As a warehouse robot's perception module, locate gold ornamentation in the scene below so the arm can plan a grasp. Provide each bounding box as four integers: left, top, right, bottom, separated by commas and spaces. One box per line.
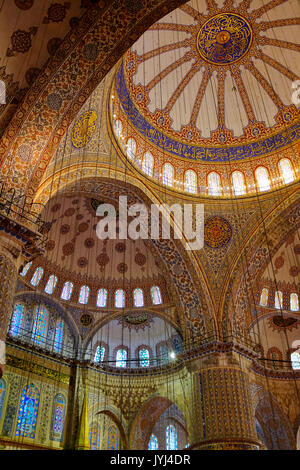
71, 110, 97, 148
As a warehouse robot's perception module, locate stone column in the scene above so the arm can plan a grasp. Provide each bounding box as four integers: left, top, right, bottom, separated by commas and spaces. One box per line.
188, 352, 261, 450
0, 234, 24, 378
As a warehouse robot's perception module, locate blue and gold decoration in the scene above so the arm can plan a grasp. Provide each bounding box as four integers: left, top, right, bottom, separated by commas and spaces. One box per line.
72, 110, 97, 149
197, 13, 252, 65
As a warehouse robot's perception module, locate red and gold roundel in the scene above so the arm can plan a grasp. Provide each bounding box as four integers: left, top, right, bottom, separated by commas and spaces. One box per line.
204, 216, 232, 248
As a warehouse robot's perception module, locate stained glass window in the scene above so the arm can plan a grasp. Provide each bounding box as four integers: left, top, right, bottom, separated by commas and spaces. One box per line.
32, 305, 48, 345
148, 434, 158, 450
115, 289, 125, 308
279, 158, 295, 184
89, 422, 101, 450
10, 303, 25, 337
166, 424, 177, 450
97, 288, 107, 307
151, 286, 162, 305
54, 320, 64, 353
142, 151, 154, 177
184, 170, 197, 194
61, 281, 73, 301
291, 351, 300, 370
45, 275, 58, 295
163, 163, 174, 187
15, 384, 40, 439
255, 167, 271, 192
20, 261, 32, 277
0, 378, 6, 420
94, 345, 105, 363
114, 119, 122, 137
30, 267, 44, 287
107, 425, 119, 450
126, 138, 136, 160
50, 394, 66, 441
139, 348, 150, 367
116, 349, 127, 368
232, 171, 246, 196
79, 286, 90, 305
274, 290, 283, 309
290, 293, 299, 311
133, 288, 144, 308
159, 343, 168, 364
260, 288, 269, 307
208, 172, 221, 196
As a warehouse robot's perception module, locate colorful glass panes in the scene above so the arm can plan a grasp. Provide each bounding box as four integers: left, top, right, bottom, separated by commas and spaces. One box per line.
54, 320, 64, 353
15, 384, 40, 439
115, 289, 125, 308
94, 345, 105, 363
163, 163, 174, 187
89, 422, 101, 450
184, 170, 197, 194
79, 286, 90, 305
279, 158, 295, 184
148, 434, 158, 450
133, 288, 144, 308
30, 267, 44, 287
260, 288, 269, 307
61, 281, 73, 301
32, 305, 48, 345
126, 138, 136, 160
208, 172, 221, 196
10, 303, 24, 337
20, 261, 32, 277
51, 394, 66, 441
166, 424, 177, 450
255, 167, 271, 192
275, 290, 283, 309
151, 286, 162, 305
291, 351, 300, 370
45, 275, 58, 295
139, 348, 150, 367
231, 171, 246, 196
290, 293, 299, 311
116, 349, 127, 368
107, 425, 119, 450
97, 288, 107, 307
0, 378, 6, 420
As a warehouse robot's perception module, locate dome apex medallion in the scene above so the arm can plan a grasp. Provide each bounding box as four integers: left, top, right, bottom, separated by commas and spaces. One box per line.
197, 13, 252, 65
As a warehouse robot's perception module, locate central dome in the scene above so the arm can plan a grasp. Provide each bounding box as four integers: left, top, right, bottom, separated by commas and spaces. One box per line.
196, 13, 252, 65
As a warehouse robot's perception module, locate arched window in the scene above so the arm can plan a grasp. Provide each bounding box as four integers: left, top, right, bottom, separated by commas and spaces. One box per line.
151, 286, 162, 305
61, 281, 73, 301
97, 288, 107, 308
45, 275, 58, 295
255, 167, 271, 192
116, 349, 127, 368
89, 422, 101, 450
259, 288, 269, 307
50, 394, 66, 442
79, 286, 90, 305
114, 119, 122, 137
15, 384, 40, 439
159, 343, 168, 364
184, 170, 197, 194
32, 305, 48, 345
291, 350, 300, 370
290, 293, 299, 311
148, 434, 159, 450
274, 290, 283, 309
208, 172, 221, 196
0, 378, 6, 421
139, 348, 150, 367
20, 261, 32, 277
133, 288, 144, 308
107, 425, 119, 450
115, 289, 125, 308
166, 424, 178, 450
30, 267, 44, 287
126, 138, 136, 160
231, 171, 246, 196
142, 151, 154, 177
53, 319, 64, 353
279, 158, 295, 184
94, 345, 105, 363
163, 163, 174, 187
10, 303, 25, 337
